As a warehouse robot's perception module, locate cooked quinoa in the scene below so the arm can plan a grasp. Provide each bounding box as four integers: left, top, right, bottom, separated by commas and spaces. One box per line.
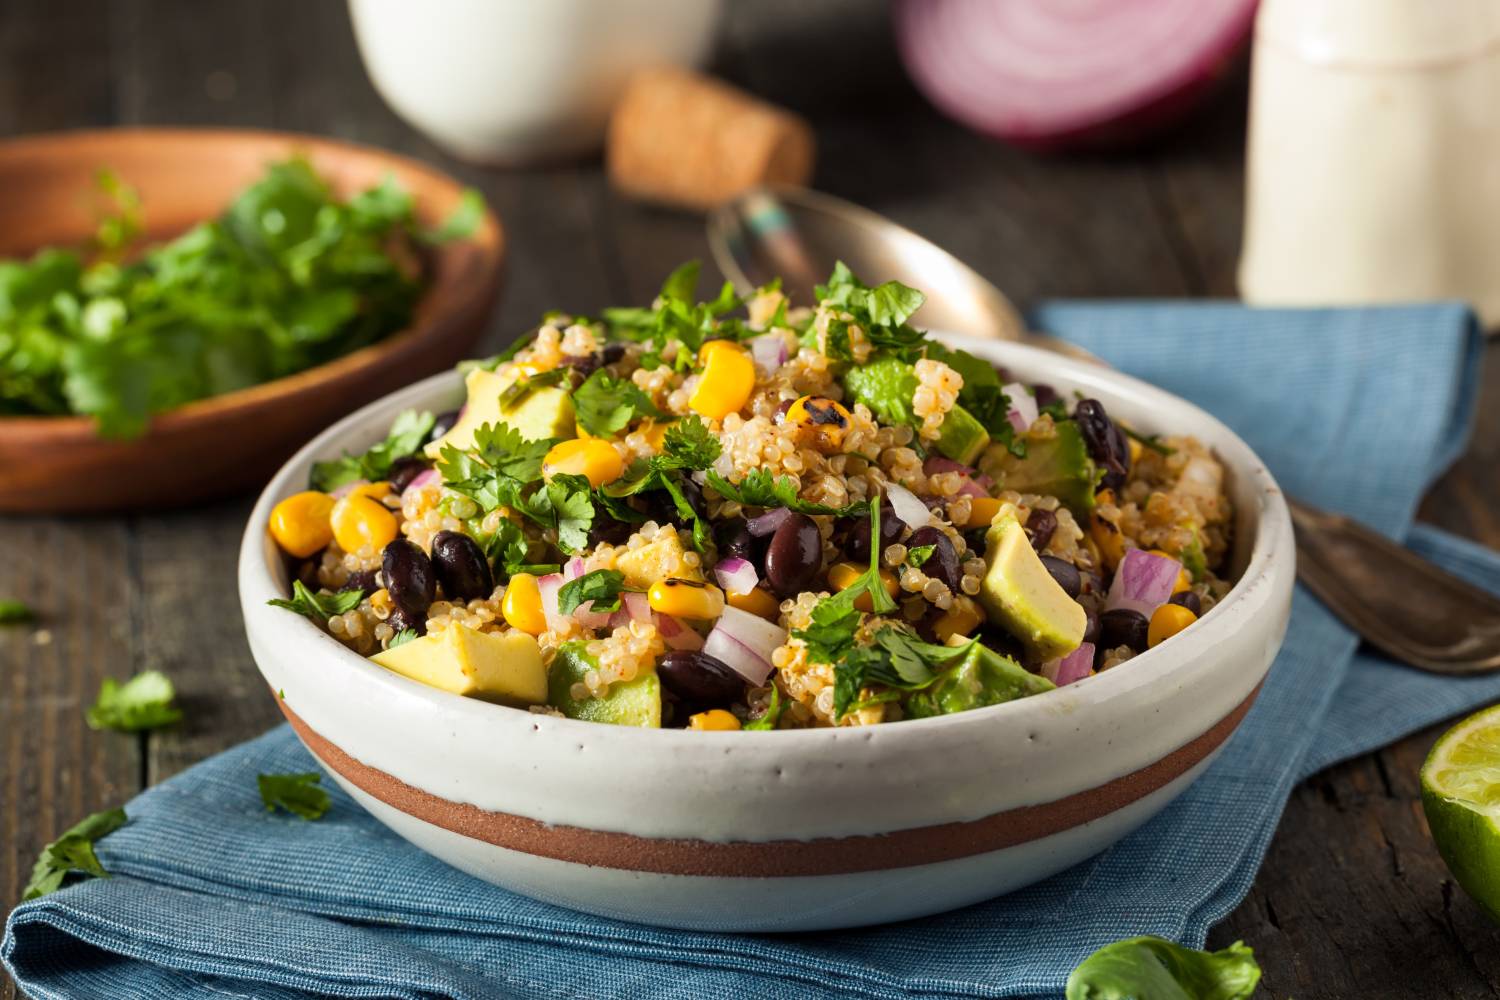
267, 263, 1235, 731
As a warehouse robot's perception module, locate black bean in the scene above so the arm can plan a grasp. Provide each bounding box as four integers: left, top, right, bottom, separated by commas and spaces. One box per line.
1082, 608, 1101, 646
1033, 383, 1059, 410
1025, 509, 1057, 552
589, 514, 636, 546
1099, 608, 1149, 652
843, 501, 902, 564
387, 455, 431, 493
429, 409, 461, 442
906, 526, 961, 592
657, 650, 746, 706
1169, 590, 1202, 616
717, 520, 759, 564
677, 475, 708, 521
430, 530, 495, 601
1074, 399, 1131, 492
1040, 555, 1081, 598
386, 604, 425, 637
601, 342, 627, 365
765, 512, 823, 597
977, 626, 1027, 663
562, 352, 601, 378
962, 527, 990, 555
382, 539, 437, 618
340, 569, 377, 595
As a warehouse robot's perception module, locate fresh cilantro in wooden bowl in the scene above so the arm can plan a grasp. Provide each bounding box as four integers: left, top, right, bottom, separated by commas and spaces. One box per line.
0, 128, 503, 513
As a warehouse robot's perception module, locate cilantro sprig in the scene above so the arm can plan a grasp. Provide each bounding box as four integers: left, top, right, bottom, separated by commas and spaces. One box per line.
572, 369, 665, 437
267, 580, 365, 622
258, 772, 331, 821
310, 409, 435, 491
602, 261, 743, 359
22, 808, 128, 900
86, 670, 183, 732
703, 468, 868, 518
814, 262, 928, 362
557, 569, 639, 616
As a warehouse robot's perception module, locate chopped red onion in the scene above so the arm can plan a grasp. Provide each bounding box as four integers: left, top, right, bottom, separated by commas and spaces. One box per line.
401, 469, 440, 499
621, 591, 652, 624
564, 557, 586, 581
747, 507, 793, 537
537, 573, 565, 632
702, 605, 786, 685
1104, 549, 1183, 617
886, 482, 932, 531
714, 557, 760, 596
1043, 642, 1095, 686
703, 629, 773, 686
1003, 382, 1039, 433
748, 333, 789, 373
656, 613, 704, 651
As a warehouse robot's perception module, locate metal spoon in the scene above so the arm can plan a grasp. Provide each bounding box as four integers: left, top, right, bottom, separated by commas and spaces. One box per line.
708, 186, 1500, 675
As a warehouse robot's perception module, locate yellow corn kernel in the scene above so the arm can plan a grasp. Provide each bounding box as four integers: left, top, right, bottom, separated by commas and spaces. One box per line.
647, 578, 725, 620
501, 573, 547, 635
689, 343, 755, 420
785, 395, 852, 452
965, 496, 1004, 529
1089, 489, 1124, 572
1128, 437, 1143, 464
543, 438, 625, 488
1148, 549, 1194, 593
347, 481, 393, 502
269, 491, 336, 558
827, 562, 900, 612
727, 586, 781, 621
330, 494, 398, 555
638, 420, 670, 451
688, 709, 742, 731
932, 599, 985, 643
1148, 602, 1198, 648
515, 358, 557, 377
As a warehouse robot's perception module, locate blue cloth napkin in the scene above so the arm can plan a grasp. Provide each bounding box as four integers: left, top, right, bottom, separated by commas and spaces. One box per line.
5, 303, 1495, 1000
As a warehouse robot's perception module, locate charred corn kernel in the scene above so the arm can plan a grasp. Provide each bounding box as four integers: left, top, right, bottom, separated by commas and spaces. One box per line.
727, 586, 781, 621
1148, 602, 1198, 648
827, 562, 900, 612
648, 578, 725, 619
689, 343, 755, 419
1089, 489, 1125, 571
330, 494, 398, 555
688, 709, 742, 731
932, 600, 985, 643
785, 395, 852, 452
269, 491, 336, 558
543, 438, 625, 488
965, 496, 1004, 529
347, 481, 393, 501
1148, 549, 1194, 593
501, 573, 547, 635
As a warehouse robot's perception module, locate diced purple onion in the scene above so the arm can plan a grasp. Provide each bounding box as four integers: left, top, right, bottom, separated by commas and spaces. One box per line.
656, 613, 704, 651
703, 629, 774, 686
1003, 382, 1038, 434
923, 455, 990, 499
747, 507, 793, 537
1104, 549, 1183, 617
537, 573, 565, 632
622, 591, 652, 624
1043, 642, 1095, 685
748, 333, 789, 373
564, 557, 586, 581
702, 605, 786, 684
886, 482, 932, 531
401, 469, 440, 499
714, 557, 760, 596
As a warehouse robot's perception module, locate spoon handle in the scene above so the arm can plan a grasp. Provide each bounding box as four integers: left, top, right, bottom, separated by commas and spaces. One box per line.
1289, 498, 1500, 674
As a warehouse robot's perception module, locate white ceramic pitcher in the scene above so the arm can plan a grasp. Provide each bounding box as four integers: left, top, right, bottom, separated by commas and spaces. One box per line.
1240, 0, 1500, 325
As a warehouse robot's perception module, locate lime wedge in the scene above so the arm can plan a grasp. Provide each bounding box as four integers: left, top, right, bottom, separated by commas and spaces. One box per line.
1421, 703, 1500, 923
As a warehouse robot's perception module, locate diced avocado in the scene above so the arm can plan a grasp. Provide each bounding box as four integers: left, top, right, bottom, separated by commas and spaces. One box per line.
614, 530, 703, 588
371, 624, 548, 705
548, 641, 661, 727
426, 367, 575, 456
987, 419, 1100, 517
842, 357, 990, 465
903, 641, 1055, 719
979, 513, 1087, 662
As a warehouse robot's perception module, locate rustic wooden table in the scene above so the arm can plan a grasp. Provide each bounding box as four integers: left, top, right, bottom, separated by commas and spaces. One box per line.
4, 2, 1499, 997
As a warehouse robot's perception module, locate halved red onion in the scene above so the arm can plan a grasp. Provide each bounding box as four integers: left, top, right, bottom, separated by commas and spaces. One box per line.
747, 507, 793, 537
886, 481, 932, 531
537, 573, 565, 632
656, 613, 704, 651
1104, 549, 1183, 617
714, 557, 760, 596
1003, 382, 1038, 434
401, 468, 440, 498
748, 333, 789, 373
1043, 642, 1095, 686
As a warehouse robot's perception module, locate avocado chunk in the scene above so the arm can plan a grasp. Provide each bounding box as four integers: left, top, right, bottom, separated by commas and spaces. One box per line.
371, 624, 548, 705
986, 419, 1100, 517
903, 641, 1055, 719
843, 357, 990, 465
979, 513, 1087, 662
426, 367, 576, 457
548, 641, 661, 727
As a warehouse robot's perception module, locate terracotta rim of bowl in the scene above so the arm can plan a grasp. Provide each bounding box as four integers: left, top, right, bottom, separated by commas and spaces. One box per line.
280, 682, 1259, 877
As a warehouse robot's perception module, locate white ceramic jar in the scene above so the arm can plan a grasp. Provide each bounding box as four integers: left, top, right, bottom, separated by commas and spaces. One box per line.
348, 0, 723, 165
1240, 0, 1500, 325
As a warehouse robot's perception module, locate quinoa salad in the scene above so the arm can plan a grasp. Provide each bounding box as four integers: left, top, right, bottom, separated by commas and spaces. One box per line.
265, 263, 1233, 731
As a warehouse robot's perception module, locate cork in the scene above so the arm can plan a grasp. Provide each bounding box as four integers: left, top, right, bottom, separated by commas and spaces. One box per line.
607, 67, 816, 210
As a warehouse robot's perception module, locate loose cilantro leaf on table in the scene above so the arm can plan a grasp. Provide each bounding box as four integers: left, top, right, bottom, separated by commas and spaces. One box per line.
310, 408, 436, 491
258, 772, 332, 821
0, 599, 34, 624
573, 369, 665, 437
557, 569, 637, 616
267, 580, 365, 622
703, 468, 868, 518
22, 807, 128, 900
86, 670, 183, 732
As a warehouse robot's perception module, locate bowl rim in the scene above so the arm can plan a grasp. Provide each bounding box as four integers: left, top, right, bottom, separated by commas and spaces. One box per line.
0, 126, 504, 443
239, 334, 1291, 745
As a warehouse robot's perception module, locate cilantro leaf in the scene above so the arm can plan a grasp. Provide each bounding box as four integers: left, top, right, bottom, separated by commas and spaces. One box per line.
267, 580, 365, 622
743, 685, 782, 731
601, 260, 741, 355
258, 772, 331, 821
388, 628, 419, 649
656, 414, 721, 471
86, 671, 183, 732
310, 408, 436, 491
557, 569, 633, 616
437, 421, 554, 513
906, 544, 936, 567
815, 262, 928, 360
419, 188, 486, 244
22, 807, 128, 900
573, 369, 665, 436
0, 599, 33, 624
704, 469, 867, 517
512, 473, 596, 554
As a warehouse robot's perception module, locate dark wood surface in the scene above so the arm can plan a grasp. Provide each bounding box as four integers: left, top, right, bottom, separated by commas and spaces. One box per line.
2, 2, 1497, 997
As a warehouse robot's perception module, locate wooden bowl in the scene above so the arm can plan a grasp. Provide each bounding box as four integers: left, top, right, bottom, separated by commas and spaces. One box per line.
0, 128, 504, 514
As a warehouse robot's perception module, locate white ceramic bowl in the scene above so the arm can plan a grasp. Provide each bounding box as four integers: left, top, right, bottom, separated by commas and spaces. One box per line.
238, 336, 1293, 931
348, 0, 723, 165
